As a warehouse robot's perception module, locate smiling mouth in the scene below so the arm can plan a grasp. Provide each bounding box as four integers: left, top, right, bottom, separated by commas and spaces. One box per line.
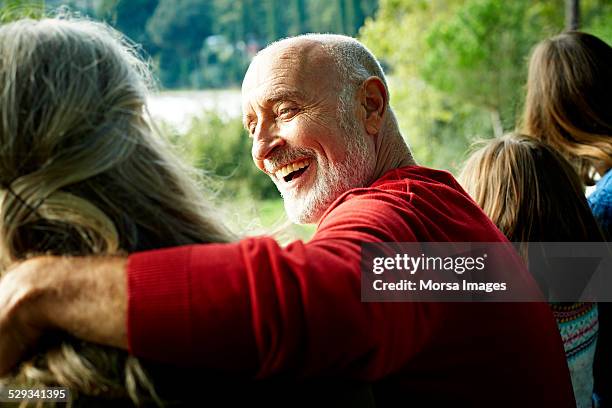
274, 160, 311, 183
284, 165, 309, 182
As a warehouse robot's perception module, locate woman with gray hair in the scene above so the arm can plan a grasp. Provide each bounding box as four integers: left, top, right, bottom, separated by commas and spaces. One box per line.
0, 16, 234, 405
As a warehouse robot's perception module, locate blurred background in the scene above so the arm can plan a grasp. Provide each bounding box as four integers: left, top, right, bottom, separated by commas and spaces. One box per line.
1, 0, 611, 239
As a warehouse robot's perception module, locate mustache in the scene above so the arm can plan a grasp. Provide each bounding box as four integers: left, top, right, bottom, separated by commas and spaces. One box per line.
264, 147, 315, 172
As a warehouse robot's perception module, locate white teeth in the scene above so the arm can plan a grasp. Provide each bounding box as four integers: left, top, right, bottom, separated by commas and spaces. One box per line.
275, 160, 310, 180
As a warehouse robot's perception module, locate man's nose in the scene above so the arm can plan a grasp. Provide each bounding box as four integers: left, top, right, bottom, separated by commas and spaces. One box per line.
252, 122, 285, 161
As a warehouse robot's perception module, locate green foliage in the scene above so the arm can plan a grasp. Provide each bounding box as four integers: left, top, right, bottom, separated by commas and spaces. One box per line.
146, 0, 212, 54
145, 0, 214, 88
98, 0, 378, 89
98, 0, 159, 48
161, 111, 315, 239
422, 0, 562, 130
361, 0, 611, 173
581, 0, 612, 43
160, 111, 318, 238
168, 112, 278, 201
0, 0, 44, 22
42, 0, 373, 89
361, 0, 480, 172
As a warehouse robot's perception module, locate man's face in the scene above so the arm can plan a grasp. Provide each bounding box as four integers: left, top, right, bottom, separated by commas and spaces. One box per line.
241, 43, 376, 224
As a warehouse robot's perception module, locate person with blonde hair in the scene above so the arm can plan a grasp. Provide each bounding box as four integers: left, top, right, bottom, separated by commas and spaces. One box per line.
459, 133, 605, 408
0, 16, 234, 405
521, 31, 612, 406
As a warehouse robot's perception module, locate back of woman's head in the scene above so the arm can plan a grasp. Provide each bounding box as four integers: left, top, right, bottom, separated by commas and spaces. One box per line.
0, 17, 232, 404
0, 17, 231, 265
459, 133, 603, 246
521, 31, 612, 185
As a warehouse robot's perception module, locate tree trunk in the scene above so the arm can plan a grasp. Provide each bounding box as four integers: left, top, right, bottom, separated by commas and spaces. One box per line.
344, 0, 356, 36
565, 0, 580, 30
353, 0, 365, 31
338, 0, 347, 33
266, 0, 279, 43
295, 0, 308, 34
490, 109, 503, 138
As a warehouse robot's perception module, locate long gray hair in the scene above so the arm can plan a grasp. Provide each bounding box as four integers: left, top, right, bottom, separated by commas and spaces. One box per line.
0, 17, 233, 405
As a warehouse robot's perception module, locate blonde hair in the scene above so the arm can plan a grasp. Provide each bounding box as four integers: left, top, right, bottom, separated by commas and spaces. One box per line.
459, 134, 604, 258
0, 17, 233, 405
520, 31, 612, 185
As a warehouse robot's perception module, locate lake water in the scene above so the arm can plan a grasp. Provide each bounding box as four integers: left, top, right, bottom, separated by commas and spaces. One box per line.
146, 89, 242, 132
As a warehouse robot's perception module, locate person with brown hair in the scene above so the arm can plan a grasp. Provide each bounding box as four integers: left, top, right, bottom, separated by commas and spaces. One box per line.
459, 133, 605, 408
522, 31, 612, 406
521, 31, 612, 234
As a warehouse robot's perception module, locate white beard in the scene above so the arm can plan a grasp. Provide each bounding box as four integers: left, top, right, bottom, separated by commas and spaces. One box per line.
276, 118, 376, 224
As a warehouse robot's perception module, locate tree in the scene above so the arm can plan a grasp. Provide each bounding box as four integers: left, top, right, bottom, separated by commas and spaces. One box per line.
361, 0, 562, 171
146, 0, 214, 87
1, 0, 44, 22
423, 0, 562, 135
581, 0, 612, 42
70, 0, 382, 89
361, 0, 479, 171
293, 0, 308, 34
566, 0, 580, 30
264, 0, 282, 43
99, 0, 159, 48
361, 0, 610, 173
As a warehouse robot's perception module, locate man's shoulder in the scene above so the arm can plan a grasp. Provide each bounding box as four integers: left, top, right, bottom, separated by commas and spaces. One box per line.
372, 165, 459, 187
335, 165, 471, 209
317, 165, 504, 243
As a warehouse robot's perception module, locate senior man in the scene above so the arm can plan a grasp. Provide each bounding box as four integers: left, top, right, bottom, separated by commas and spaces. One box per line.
1, 35, 573, 406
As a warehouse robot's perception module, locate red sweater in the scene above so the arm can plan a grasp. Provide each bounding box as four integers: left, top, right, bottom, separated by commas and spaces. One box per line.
127, 166, 575, 406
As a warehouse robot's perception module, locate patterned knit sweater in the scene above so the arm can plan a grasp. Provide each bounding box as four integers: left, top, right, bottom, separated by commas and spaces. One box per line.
551, 302, 599, 408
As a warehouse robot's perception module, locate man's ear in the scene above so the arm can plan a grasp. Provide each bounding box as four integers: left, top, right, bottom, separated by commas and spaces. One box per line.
358, 76, 388, 136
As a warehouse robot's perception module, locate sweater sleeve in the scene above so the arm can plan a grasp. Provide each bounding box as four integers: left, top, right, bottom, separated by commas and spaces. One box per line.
127, 191, 439, 380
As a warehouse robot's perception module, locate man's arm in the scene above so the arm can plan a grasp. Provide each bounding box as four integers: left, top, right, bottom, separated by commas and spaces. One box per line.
0, 191, 427, 378
0, 256, 127, 375
124, 193, 429, 378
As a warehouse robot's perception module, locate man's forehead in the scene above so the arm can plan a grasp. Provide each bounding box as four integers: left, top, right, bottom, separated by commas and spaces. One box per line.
242, 40, 334, 96
254, 38, 325, 70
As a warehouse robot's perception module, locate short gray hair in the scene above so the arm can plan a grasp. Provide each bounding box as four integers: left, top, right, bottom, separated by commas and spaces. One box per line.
301, 34, 387, 88
308, 34, 389, 124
